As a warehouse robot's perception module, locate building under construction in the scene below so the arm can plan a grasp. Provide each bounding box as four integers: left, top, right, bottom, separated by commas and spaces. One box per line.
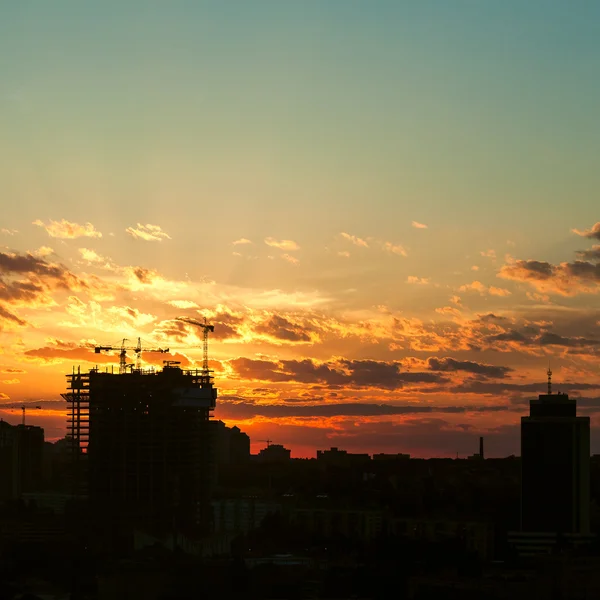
63, 325, 218, 546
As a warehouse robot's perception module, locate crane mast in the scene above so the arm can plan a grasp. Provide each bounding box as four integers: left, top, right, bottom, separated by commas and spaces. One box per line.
175, 316, 214, 378
94, 337, 169, 373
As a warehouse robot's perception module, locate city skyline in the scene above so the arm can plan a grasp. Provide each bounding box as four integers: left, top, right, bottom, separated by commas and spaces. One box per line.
1, 1, 600, 457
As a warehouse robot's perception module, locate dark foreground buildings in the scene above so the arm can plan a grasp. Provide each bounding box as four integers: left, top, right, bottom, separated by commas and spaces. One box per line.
0, 420, 44, 501
63, 363, 218, 546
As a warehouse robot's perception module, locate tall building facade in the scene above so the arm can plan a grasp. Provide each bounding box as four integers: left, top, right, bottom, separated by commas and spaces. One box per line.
521, 372, 590, 534
64, 364, 218, 541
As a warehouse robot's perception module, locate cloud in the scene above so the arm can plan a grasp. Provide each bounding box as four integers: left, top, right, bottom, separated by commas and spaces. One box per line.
337, 251, 350, 258
427, 356, 512, 379
340, 232, 369, 248
232, 238, 253, 245
34, 246, 54, 258
407, 276, 429, 285
480, 249, 496, 259
498, 259, 600, 296
281, 254, 299, 265
125, 223, 171, 242
451, 380, 600, 396
1, 229, 18, 236
24, 339, 188, 367
229, 356, 448, 389
253, 315, 314, 343
459, 281, 511, 297
412, 221, 428, 229
216, 400, 509, 420
264, 237, 300, 251
576, 245, 600, 262
167, 300, 200, 309
33, 219, 102, 239
383, 242, 407, 257
0, 304, 27, 327
78, 248, 105, 263
572, 222, 600, 241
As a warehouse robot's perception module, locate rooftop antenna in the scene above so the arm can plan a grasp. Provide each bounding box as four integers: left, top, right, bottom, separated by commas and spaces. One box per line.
547, 365, 552, 395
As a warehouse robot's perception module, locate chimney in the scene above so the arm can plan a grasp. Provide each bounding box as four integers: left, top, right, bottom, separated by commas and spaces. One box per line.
479, 436, 484, 460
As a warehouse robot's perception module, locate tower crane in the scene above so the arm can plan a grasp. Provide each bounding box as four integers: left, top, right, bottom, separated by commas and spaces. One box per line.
175, 317, 214, 377
94, 337, 169, 374
4, 404, 41, 426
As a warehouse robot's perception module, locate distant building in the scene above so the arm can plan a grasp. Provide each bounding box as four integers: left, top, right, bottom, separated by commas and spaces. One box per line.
372, 452, 411, 461
521, 373, 590, 534
0, 420, 45, 500
316, 447, 370, 466
291, 507, 384, 542
210, 421, 250, 466
212, 497, 281, 534
258, 444, 291, 463
511, 371, 592, 556
467, 437, 485, 460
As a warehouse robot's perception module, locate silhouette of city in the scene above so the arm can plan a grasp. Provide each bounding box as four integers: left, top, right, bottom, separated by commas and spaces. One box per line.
2, 345, 600, 599
2, 4, 600, 599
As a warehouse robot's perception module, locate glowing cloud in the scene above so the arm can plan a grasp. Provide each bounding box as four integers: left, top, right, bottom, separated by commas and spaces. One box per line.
167, 300, 200, 309
281, 254, 300, 265
33, 246, 54, 258
340, 232, 369, 248
33, 219, 102, 239
572, 222, 600, 240
412, 221, 428, 229
407, 276, 430, 285
264, 237, 300, 251
125, 223, 171, 242
383, 242, 407, 257
459, 281, 511, 297
232, 238, 253, 245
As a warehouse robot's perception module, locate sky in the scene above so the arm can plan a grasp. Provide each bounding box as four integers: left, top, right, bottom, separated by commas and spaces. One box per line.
1, 1, 599, 458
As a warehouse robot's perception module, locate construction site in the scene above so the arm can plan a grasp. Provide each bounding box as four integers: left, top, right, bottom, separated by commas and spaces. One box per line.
62, 318, 218, 548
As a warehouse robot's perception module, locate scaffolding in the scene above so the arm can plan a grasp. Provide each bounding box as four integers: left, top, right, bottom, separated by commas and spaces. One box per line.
61, 366, 90, 498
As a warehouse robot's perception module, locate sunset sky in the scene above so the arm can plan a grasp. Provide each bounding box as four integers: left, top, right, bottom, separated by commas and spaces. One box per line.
1, 1, 599, 457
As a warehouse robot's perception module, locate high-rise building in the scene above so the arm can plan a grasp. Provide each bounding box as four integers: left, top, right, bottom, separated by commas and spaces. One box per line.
63, 364, 217, 541
520, 370, 590, 534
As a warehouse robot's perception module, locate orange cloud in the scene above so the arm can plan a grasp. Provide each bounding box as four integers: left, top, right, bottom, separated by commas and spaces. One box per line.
498, 259, 600, 296
407, 276, 429, 285
412, 221, 428, 229
459, 281, 511, 297
232, 238, 253, 245
264, 237, 300, 251
281, 254, 299, 265
33, 219, 102, 239
340, 232, 369, 247
383, 242, 407, 257
125, 223, 171, 242
572, 222, 600, 240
